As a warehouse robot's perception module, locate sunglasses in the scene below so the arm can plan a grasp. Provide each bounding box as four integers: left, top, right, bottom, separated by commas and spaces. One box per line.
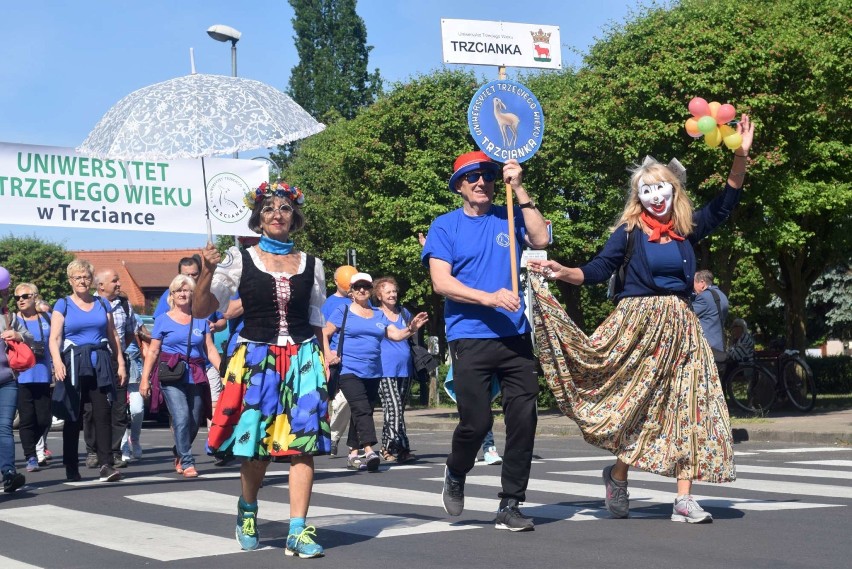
352, 283, 372, 291
260, 204, 294, 217
464, 170, 497, 184
14, 293, 34, 301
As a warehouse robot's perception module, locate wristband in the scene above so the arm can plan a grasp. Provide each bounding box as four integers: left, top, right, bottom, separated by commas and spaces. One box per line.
518, 202, 536, 210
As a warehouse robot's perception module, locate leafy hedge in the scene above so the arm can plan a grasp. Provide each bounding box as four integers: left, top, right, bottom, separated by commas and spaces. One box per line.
808, 355, 852, 394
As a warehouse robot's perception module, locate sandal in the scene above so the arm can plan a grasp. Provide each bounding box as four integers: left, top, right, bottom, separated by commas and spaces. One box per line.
381, 449, 396, 462
397, 450, 417, 464
347, 455, 366, 471
365, 451, 381, 472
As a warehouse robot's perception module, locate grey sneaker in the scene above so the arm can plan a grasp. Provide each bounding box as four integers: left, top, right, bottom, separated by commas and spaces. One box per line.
112, 454, 128, 468
329, 440, 339, 457
671, 495, 713, 523
85, 453, 99, 469
494, 499, 534, 532
98, 465, 121, 483
442, 465, 465, 516
602, 464, 629, 518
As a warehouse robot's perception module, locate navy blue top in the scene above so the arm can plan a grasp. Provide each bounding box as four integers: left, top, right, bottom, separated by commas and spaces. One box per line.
580, 184, 741, 299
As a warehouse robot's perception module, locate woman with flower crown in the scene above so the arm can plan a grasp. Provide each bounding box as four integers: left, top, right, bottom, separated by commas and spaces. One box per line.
529, 115, 754, 525
194, 180, 329, 559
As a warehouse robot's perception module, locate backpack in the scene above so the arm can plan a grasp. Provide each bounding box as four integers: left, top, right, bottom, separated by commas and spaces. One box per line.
606, 228, 637, 300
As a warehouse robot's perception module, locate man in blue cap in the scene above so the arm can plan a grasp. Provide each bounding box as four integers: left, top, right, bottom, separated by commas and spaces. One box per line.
422, 151, 548, 531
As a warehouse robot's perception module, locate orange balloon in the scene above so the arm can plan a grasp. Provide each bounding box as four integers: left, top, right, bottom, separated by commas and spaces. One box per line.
685, 117, 702, 138
334, 265, 358, 291
708, 101, 721, 119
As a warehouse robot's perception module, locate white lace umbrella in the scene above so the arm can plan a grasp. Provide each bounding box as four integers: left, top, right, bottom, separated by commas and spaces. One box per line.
77, 73, 325, 238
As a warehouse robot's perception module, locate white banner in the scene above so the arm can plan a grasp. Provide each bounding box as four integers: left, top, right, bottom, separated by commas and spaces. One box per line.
441, 19, 561, 70
0, 142, 268, 237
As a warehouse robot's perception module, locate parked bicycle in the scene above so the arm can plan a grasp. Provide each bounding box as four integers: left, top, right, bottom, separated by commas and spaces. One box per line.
722, 349, 816, 414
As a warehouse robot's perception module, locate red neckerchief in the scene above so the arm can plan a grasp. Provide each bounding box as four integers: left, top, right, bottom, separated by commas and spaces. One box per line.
640, 211, 685, 242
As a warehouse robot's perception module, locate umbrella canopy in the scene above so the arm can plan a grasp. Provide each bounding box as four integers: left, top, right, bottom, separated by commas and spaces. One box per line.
78, 73, 325, 161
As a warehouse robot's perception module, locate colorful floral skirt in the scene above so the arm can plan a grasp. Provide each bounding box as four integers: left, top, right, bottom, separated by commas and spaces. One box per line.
207, 340, 331, 461
531, 276, 735, 483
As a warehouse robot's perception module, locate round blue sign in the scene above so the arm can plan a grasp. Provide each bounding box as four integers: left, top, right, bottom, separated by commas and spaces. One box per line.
467, 80, 544, 163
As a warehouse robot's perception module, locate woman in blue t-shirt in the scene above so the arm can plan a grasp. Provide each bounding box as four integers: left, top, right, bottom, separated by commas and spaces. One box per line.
49, 259, 126, 483
322, 272, 427, 472
372, 276, 417, 464
13, 283, 53, 474
140, 274, 220, 478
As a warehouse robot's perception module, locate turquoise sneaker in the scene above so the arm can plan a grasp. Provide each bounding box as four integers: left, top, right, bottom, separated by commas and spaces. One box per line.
235, 498, 259, 551
285, 526, 324, 559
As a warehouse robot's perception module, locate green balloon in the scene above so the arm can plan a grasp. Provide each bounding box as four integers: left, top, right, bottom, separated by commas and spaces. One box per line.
697, 116, 717, 134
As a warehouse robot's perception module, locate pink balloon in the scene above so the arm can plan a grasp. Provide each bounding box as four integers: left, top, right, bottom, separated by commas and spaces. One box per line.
688, 97, 710, 118
716, 103, 737, 124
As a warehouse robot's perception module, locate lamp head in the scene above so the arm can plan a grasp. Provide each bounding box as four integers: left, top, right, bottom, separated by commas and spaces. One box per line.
207, 24, 241, 44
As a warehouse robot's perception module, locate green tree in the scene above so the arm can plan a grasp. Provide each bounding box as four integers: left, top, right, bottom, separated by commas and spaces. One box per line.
0, 235, 74, 306
286, 0, 382, 121
808, 264, 852, 342
524, 0, 851, 351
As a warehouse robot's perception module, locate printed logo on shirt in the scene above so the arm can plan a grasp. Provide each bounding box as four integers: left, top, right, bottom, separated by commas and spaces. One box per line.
193, 327, 204, 337
496, 232, 510, 247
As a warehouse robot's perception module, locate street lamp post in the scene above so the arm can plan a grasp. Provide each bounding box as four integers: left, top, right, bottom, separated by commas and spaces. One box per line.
207, 24, 242, 159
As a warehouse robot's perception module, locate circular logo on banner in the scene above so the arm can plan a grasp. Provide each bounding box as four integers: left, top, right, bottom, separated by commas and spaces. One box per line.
207, 172, 251, 224
467, 80, 544, 163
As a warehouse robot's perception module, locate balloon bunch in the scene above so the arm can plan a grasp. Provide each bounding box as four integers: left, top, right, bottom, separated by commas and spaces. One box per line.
684, 97, 742, 151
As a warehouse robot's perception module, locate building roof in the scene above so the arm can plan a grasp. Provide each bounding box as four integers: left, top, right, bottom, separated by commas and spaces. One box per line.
72, 249, 200, 309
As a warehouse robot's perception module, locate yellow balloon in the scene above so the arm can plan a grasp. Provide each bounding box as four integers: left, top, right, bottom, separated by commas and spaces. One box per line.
723, 132, 743, 150
719, 124, 736, 138
704, 126, 722, 147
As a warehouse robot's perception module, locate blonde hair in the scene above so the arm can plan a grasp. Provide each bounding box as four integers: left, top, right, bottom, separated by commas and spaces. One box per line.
611, 162, 695, 236
14, 282, 39, 298
66, 259, 94, 279
166, 274, 195, 309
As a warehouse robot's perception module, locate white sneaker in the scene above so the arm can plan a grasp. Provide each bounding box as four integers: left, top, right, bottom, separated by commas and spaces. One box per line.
483, 446, 503, 466
671, 495, 713, 524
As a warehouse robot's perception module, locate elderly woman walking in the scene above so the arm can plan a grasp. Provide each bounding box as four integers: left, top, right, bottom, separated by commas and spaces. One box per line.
140, 274, 220, 478
49, 260, 126, 483
195, 181, 330, 558
530, 116, 754, 524
0, 270, 33, 493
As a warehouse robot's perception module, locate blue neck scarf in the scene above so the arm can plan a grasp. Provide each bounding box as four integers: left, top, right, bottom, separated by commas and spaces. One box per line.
259, 235, 295, 255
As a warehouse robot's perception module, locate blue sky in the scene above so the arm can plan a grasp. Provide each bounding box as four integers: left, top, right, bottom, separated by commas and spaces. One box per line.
1, 0, 644, 251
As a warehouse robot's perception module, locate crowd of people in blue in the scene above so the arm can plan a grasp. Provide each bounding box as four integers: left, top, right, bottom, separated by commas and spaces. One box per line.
0, 114, 754, 558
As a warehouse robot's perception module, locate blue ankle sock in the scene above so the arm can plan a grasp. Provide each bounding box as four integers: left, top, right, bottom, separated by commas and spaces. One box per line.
289, 517, 306, 536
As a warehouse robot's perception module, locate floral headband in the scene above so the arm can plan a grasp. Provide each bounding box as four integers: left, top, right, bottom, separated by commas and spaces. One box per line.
243, 180, 305, 209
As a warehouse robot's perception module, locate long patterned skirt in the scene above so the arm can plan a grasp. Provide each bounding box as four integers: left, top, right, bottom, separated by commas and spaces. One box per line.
207, 339, 331, 461
531, 276, 735, 483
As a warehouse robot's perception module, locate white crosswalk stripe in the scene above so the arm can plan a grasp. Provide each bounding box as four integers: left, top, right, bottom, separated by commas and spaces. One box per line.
1, 446, 848, 565
1, 504, 238, 561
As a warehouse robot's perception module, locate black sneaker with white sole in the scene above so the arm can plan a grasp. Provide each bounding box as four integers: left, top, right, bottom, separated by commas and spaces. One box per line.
441, 465, 465, 516
494, 499, 535, 532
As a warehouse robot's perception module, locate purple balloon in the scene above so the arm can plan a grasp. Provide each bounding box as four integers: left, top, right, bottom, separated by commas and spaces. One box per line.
0, 267, 9, 291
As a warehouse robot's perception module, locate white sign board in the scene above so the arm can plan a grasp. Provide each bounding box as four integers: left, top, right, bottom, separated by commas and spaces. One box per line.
521, 249, 548, 267
0, 142, 267, 237
441, 19, 561, 70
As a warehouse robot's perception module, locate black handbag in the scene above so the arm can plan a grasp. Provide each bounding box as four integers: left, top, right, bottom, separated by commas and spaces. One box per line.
157, 316, 193, 384
29, 314, 50, 358
404, 311, 438, 376
327, 306, 348, 400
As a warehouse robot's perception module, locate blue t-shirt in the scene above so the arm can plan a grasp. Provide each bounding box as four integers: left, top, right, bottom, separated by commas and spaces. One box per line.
55, 297, 112, 346
322, 294, 351, 351
152, 314, 209, 359
15, 315, 51, 384
329, 305, 387, 379
152, 289, 171, 318
645, 240, 688, 291
422, 205, 530, 342
380, 309, 414, 378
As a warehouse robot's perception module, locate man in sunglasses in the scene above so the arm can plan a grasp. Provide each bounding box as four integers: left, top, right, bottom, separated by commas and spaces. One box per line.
422, 150, 548, 532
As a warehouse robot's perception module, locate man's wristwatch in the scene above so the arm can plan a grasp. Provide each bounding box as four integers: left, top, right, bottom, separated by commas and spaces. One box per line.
518, 201, 536, 209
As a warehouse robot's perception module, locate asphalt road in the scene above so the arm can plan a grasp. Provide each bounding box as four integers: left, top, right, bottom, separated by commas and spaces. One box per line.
1, 426, 850, 569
